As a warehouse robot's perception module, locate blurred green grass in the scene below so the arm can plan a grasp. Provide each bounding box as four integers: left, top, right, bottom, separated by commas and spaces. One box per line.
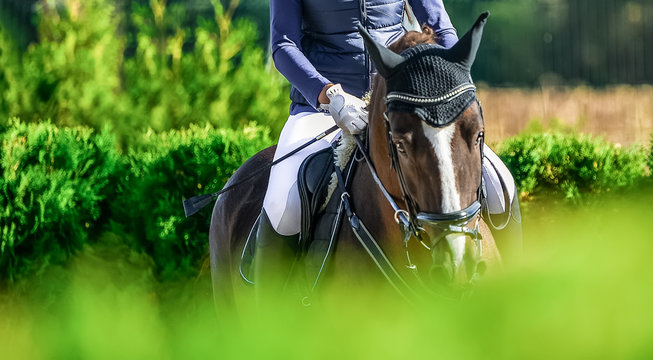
2, 187, 653, 359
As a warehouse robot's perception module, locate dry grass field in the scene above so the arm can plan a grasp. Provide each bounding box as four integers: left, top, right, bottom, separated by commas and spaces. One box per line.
478, 85, 653, 147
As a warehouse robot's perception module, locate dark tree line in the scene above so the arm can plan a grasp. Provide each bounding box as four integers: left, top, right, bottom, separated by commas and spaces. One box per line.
0, 0, 38, 49
1, 0, 651, 87
447, 0, 653, 86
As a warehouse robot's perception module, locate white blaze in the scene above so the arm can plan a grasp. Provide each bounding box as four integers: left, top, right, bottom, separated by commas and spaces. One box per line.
422, 123, 466, 267
421, 123, 461, 213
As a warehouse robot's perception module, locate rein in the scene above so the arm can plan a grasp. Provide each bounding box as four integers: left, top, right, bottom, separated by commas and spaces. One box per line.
336, 97, 486, 298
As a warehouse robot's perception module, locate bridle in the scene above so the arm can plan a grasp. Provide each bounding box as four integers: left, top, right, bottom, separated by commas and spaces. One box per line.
339, 11, 494, 296
384, 87, 486, 265
342, 85, 486, 296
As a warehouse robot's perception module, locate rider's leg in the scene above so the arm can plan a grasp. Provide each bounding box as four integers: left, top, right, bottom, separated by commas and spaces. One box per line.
253, 209, 301, 302
263, 112, 341, 235
255, 112, 340, 300
482, 145, 523, 263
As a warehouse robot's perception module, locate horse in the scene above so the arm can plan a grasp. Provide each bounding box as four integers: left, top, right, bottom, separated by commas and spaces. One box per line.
209, 12, 501, 311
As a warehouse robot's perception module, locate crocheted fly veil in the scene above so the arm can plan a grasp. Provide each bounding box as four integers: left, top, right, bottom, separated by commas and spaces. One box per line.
359, 12, 489, 127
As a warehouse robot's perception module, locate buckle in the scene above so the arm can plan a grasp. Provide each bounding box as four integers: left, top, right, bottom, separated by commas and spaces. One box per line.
394, 209, 409, 225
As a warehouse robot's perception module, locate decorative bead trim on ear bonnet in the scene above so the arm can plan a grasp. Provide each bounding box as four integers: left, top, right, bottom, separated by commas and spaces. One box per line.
359, 12, 489, 128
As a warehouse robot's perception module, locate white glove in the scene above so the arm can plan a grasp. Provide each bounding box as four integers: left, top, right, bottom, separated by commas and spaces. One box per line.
325, 84, 368, 135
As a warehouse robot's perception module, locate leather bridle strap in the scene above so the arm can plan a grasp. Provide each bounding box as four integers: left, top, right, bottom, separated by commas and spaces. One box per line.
333, 100, 487, 298
352, 135, 413, 229
333, 163, 418, 301
383, 114, 422, 237
334, 130, 483, 300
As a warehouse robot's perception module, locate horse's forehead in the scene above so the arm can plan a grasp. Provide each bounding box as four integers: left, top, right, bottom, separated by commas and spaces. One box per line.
389, 111, 468, 135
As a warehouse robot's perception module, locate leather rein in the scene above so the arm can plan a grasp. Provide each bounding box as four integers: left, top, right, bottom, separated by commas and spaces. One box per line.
334, 93, 486, 298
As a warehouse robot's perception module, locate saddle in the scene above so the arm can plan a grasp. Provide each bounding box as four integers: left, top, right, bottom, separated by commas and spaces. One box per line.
239, 140, 357, 289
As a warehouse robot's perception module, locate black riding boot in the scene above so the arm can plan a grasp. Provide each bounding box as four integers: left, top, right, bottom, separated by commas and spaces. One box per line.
488, 190, 523, 264
253, 210, 299, 305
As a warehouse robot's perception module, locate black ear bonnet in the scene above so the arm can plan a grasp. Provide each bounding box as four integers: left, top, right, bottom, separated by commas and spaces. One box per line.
359, 12, 489, 128
384, 45, 477, 127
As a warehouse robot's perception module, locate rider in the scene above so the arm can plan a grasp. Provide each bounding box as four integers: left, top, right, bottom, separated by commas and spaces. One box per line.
255, 0, 522, 296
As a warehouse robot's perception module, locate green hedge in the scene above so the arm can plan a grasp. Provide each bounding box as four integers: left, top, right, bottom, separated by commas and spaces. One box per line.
112, 124, 273, 280
1, 120, 651, 284
498, 132, 648, 201
0, 119, 123, 282
0, 120, 273, 284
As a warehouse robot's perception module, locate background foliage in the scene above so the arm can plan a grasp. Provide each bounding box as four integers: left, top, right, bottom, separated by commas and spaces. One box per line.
0, 119, 650, 284
498, 132, 648, 201
0, 0, 289, 144
3, 0, 652, 87
0, 119, 273, 284
112, 123, 273, 280
0, 119, 122, 282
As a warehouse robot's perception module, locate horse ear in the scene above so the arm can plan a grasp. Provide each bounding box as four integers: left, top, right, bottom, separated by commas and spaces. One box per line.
357, 23, 405, 78
444, 11, 489, 71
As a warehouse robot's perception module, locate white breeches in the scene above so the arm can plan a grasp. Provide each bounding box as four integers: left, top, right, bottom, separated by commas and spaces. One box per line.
263, 112, 342, 235
263, 112, 516, 236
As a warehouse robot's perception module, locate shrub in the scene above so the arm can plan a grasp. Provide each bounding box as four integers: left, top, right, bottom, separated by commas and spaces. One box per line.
111, 123, 273, 280
0, 119, 273, 283
0, 0, 128, 132
498, 132, 648, 202
123, 0, 289, 136
0, 119, 123, 283
2, 119, 647, 284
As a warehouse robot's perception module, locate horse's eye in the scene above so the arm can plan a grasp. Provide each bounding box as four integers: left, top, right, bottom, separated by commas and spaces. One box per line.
475, 131, 485, 146
395, 142, 406, 154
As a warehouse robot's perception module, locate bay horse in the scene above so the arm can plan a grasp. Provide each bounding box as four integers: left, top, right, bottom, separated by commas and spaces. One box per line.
209, 13, 500, 310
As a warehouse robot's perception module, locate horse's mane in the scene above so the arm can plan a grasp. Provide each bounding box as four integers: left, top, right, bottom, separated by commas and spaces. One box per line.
388, 25, 438, 54
363, 26, 437, 104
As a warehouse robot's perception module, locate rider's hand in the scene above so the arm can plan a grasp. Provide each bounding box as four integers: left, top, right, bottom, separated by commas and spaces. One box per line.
324, 84, 368, 135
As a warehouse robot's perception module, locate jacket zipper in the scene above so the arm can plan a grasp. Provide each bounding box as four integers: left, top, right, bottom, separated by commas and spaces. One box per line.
361, 0, 371, 91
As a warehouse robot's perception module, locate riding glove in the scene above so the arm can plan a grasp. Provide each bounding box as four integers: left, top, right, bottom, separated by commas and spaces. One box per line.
325, 84, 368, 135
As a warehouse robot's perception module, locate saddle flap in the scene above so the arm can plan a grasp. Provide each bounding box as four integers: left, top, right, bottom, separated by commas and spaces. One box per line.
302, 148, 334, 195
296, 142, 358, 291
298, 147, 335, 242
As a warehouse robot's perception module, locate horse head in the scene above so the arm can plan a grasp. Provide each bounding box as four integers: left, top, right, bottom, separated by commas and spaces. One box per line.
361, 13, 490, 292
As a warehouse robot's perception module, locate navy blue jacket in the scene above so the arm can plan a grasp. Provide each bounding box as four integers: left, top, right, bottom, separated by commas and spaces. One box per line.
270, 0, 458, 115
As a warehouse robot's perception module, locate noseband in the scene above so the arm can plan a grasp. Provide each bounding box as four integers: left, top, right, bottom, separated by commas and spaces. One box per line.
347, 13, 492, 298
339, 91, 486, 298
381, 95, 485, 270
